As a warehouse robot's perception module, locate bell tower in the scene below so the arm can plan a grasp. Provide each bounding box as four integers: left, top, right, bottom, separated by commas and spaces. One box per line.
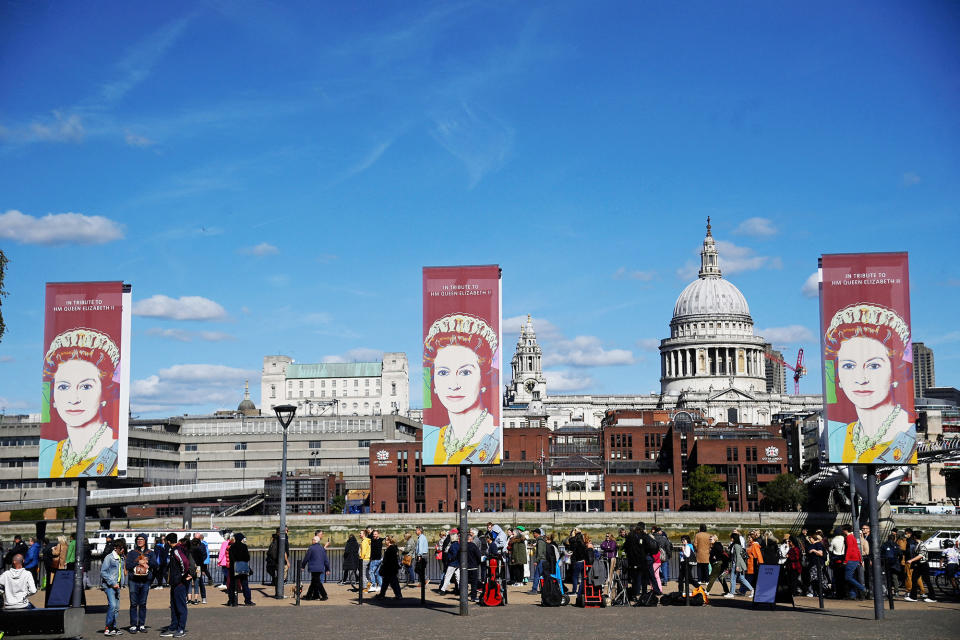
504, 315, 547, 407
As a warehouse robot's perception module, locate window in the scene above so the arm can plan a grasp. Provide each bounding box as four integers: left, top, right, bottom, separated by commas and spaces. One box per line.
184, 444, 198, 452
308, 458, 322, 467
358, 458, 369, 466
354, 379, 359, 387
359, 440, 371, 448
184, 461, 197, 469
235, 442, 248, 450
270, 384, 276, 398
391, 382, 397, 396
234, 461, 246, 468
332, 380, 336, 388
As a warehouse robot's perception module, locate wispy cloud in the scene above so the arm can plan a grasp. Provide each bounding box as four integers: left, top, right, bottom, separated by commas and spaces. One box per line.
676, 239, 782, 279
544, 335, 634, 367
756, 325, 814, 345
338, 139, 394, 182
734, 217, 777, 237
927, 330, 960, 346
430, 103, 513, 188
133, 295, 228, 321
613, 267, 656, 281
132, 363, 256, 412
124, 131, 155, 147
0, 355, 14, 363
544, 370, 593, 392
801, 271, 819, 298
0, 209, 124, 245
503, 315, 562, 340
321, 347, 384, 363
902, 171, 921, 187
145, 328, 235, 342
636, 338, 660, 351
97, 13, 196, 105
240, 242, 279, 257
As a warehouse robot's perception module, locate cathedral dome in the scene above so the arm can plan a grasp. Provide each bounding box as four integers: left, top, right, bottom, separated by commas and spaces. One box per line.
673, 277, 750, 320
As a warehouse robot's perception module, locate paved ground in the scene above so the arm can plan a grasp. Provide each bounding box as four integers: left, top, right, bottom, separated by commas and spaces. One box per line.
24, 581, 960, 639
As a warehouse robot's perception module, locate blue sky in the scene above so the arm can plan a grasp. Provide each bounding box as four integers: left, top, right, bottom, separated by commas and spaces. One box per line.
1, 1, 958, 416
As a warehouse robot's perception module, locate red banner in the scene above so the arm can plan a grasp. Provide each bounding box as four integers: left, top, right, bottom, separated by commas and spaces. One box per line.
820, 253, 916, 465
40, 282, 131, 478
422, 266, 501, 465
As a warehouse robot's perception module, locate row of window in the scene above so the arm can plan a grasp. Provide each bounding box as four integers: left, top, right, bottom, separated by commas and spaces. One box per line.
0, 437, 40, 446
291, 378, 379, 389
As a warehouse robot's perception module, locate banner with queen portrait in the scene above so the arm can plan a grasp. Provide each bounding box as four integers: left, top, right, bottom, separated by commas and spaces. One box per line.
39, 282, 132, 479
422, 266, 502, 466
819, 253, 917, 465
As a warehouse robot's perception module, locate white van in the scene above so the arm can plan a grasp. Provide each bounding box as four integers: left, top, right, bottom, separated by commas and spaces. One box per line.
88, 528, 232, 558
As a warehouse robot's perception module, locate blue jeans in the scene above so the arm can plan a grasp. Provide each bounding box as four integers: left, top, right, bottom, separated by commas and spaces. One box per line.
129, 580, 150, 627
731, 568, 753, 593
530, 560, 543, 591
105, 587, 120, 629
661, 555, 670, 584
369, 560, 382, 587
572, 561, 584, 595
170, 584, 188, 632
845, 561, 865, 598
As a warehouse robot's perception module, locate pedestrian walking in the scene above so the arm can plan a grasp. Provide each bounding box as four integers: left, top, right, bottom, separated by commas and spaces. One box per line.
301, 535, 330, 601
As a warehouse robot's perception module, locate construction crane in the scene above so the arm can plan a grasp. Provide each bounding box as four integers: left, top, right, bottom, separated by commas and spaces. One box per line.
763, 347, 807, 394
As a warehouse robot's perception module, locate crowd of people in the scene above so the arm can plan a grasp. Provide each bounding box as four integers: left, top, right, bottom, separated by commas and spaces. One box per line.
1, 521, 956, 631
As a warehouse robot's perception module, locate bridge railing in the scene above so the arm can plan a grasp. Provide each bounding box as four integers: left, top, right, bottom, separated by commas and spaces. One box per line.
90, 480, 265, 500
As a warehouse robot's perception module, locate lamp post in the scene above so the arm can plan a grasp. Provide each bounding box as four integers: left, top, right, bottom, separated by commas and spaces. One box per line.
273, 404, 296, 599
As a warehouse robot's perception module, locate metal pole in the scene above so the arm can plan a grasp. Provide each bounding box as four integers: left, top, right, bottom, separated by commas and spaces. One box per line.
276, 427, 288, 599
459, 467, 469, 616
866, 467, 884, 619
72, 480, 87, 608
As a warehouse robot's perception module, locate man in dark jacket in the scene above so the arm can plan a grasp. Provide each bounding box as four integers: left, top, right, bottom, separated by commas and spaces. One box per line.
375, 536, 403, 600
227, 533, 253, 607
622, 525, 643, 599
301, 535, 330, 600
160, 534, 192, 638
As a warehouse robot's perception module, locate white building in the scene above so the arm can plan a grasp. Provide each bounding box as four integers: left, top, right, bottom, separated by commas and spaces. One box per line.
260, 352, 409, 417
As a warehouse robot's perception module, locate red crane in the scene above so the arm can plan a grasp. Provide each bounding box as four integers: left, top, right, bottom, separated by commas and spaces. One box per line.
763, 348, 807, 394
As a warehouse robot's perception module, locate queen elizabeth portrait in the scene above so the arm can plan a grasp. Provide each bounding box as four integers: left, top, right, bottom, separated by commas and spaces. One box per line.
39, 328, 121, 477
422, 313, 501, 465
825, 303, 917, 464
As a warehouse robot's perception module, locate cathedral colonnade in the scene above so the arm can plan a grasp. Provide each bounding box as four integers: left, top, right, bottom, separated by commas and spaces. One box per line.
661, 346, 765, 379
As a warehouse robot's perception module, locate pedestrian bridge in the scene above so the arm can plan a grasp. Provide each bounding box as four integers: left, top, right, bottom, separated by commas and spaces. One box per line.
0, 479, 264, 512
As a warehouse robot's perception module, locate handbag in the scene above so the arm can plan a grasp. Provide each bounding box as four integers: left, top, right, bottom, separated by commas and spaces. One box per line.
234, 560, 250, 577
402, 554, 413, 567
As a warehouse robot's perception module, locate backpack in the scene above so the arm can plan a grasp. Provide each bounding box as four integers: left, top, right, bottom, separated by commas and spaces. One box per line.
662, 536, 674, 556
739, 546, 749, 563
540, 575, 567, 607
635, 590, 659, 607
642, 534, 658, 555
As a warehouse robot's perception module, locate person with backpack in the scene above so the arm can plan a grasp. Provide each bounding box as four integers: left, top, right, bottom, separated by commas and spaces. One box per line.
785, 536, 803, 595
529, 529, 548, 594
160, 534, 193, 638
636, 522, 662, 597
804, 532, 826, 598
904, 530, 936, 603
226, 532, 252, 608
726, 532, 753, 597
653, 527, 673, 586
126, 534, 156, 634
265, 533, 279, 591
880, 532, 903, 598
152, 537, 168, 590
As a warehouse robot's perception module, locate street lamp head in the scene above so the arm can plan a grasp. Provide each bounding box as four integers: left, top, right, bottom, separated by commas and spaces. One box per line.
274, 404, 297, 429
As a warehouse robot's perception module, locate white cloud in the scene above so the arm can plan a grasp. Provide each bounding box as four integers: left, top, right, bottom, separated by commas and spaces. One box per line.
544, 335, 634, 367
503, 315, 562, 340
756, 325, 815, 345
316, 253, 338, 264
0, 355, 14, 363
544, 370, 593, 392
733, 217, 777, 237
132, 295, 227, 321
927, 330, 960, 346
124, 131, 155, 147
321, 347, 384, 363
902, 172, 921, 187
146, 328, 235, 342
0, 209, 124, 245
636, 338, 660, 351
613, 267, 656, 281
132, 363, 257, 412
240, 242, 279, 256
801, 271, 819, 299
431, 103, 513, 188
676, 240, 782, 279
0, 396, 31, 411
28, 111, 86, 143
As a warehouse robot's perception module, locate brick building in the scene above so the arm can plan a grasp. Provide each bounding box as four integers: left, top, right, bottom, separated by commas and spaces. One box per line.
369, 408, 790, 513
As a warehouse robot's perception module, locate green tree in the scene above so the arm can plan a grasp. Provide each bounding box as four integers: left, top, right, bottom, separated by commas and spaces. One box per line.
329, 494, 346, 515
0, 249, 8, 342
687, 465, 725, 511
760, 473, 808, 511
